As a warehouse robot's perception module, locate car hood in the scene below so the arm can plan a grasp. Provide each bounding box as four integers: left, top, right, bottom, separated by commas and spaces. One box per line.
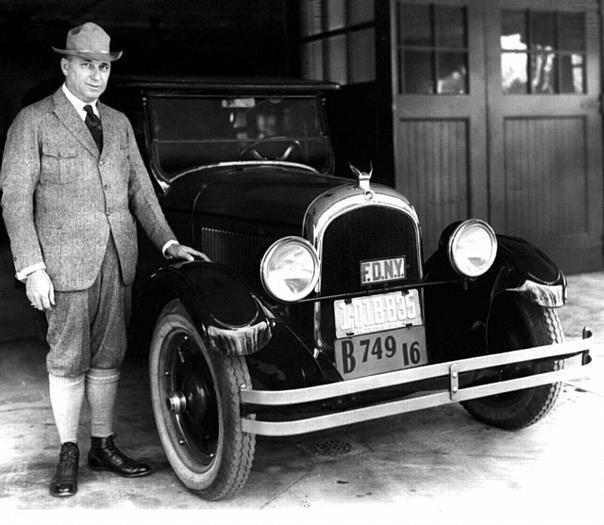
162, 164, 349, 227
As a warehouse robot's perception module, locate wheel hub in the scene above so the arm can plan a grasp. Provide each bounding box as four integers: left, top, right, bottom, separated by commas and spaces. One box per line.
167, 391, 187, 414
183, 376, 209, 421
166, 376, 209, 420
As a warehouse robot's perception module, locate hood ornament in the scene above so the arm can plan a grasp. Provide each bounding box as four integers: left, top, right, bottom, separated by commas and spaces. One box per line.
349, 162, 373, 191
350, 162, 374, 200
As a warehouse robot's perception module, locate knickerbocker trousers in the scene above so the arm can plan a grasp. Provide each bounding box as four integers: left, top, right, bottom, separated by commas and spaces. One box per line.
45, 235, 131, 377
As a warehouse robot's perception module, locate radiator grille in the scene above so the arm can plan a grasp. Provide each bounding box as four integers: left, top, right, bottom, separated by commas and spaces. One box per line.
319, 206, 421, 344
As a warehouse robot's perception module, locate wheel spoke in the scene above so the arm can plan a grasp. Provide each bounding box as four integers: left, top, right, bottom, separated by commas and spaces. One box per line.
176, 334, 191, 364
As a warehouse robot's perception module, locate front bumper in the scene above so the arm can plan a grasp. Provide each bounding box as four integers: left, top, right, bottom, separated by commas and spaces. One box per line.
240, 330, 592, 436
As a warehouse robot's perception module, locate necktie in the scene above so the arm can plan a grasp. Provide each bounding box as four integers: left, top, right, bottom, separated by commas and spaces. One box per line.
84, 104, 103, 152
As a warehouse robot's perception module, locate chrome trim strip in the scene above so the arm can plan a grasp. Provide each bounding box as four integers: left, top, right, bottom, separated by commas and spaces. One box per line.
165, 160, 319, 185
301, 183, 423, 353
240, 364, 587, 436
240, 336, 589, 406
296, 278, 459, 304
450, 368, 577, 402
242, 391, 451, 436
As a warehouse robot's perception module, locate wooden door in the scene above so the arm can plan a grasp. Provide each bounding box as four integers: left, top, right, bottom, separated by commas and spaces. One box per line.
391, 0, 603, 272
391, 0, 489, 256
486, 0, 603, 273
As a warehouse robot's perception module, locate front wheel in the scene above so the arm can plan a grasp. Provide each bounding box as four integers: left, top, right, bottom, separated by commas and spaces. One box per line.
149, 299, 255, 500
462, 294, 564, 430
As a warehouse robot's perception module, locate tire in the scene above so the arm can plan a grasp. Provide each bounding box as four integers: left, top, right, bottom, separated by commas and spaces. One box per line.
462, 294, 564, 430
149, 299, 255, 500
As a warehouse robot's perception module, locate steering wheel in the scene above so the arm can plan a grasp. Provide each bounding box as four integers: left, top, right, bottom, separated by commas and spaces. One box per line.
239, 136, 302, 161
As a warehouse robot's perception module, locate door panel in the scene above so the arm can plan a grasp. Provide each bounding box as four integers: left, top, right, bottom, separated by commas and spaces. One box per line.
398, 119, 469, 252
486, 1, 602, 272
503, 116, 588, 239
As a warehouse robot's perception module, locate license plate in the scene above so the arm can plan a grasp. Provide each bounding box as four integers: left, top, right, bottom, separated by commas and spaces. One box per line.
334, 326, 428, 380
333, 290, 422, 339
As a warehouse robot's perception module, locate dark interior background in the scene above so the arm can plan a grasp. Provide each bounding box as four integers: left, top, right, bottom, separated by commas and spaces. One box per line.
0, 0, 309, 242
0, 0, 299, 140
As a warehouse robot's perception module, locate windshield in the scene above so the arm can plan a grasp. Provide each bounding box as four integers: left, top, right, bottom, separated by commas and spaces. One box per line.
147, 95, 333, 179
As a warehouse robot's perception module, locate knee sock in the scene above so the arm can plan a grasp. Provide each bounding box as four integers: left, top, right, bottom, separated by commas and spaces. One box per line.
86, 368, 120, 438
48, 373, 85, 444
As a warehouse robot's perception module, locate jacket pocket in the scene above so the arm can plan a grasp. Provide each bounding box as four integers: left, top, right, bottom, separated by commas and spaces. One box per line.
40, 145, 79, 184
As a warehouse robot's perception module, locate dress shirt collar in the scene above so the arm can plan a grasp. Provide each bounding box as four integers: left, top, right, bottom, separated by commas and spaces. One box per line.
62, 84, 99, 121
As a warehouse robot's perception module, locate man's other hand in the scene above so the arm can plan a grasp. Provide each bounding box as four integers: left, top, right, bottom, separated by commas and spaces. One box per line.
166, 243, 210, 262
26, 269, 55, 311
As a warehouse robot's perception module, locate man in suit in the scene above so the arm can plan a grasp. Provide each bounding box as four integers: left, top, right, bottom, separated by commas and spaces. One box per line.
0, 22, 205, 497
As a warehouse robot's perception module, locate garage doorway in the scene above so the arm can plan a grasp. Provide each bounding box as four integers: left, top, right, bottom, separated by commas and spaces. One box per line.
392, 0, 603, 273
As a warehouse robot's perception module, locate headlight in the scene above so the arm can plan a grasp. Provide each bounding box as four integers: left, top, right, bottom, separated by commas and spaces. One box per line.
448, 219, 497, 277
260, 236, 320, 302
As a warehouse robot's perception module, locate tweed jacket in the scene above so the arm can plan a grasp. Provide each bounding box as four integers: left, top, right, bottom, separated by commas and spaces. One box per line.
0, 88, 176, 291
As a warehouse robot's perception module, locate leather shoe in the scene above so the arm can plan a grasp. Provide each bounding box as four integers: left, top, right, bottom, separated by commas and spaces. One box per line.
49, 441, 79, 497
88, 435, 151, 478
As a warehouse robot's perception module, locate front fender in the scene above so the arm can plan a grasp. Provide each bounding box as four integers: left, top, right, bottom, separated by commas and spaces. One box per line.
423, 232, 566, 362
134, 260, 273, 356
425, 231, 566, 309
491, 235, 566, 308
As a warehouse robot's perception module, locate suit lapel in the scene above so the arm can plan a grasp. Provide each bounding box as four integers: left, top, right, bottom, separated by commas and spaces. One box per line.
98, 102, 118, 163
52, 89, 99, 157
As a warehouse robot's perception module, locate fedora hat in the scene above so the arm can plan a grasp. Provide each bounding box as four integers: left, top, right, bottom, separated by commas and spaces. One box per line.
52, 22, 123, 61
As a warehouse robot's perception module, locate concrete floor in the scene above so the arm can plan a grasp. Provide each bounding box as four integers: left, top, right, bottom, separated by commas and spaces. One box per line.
0, 269, 602, 521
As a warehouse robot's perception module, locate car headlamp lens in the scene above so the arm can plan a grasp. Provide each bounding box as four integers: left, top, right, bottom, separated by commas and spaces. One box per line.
449, 219, 497, 277
261, 236, 319, 302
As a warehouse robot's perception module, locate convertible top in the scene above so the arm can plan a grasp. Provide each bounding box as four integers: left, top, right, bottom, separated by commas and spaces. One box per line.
110, 75, 341, 95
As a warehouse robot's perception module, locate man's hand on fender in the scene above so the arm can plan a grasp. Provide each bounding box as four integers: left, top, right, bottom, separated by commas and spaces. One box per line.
26, 269, 55, 311
165, 243, 210, 263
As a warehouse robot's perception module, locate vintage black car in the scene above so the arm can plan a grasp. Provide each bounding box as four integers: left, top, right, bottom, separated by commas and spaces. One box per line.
108, 76, 592, 500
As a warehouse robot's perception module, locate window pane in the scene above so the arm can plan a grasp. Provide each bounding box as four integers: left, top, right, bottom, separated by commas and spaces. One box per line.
327, 0, 345, 31
402, 50, 433, 93
559, 12, 585, 51
302, 41, 323, 80
500, 8, 587, 94
300, 0, 322, 36
560, 53, 585, 93
501, 10, 527, 50
531, 52, 556, 93
530, 12, 555, 50
349, 0, 374, 25
435, 7, 465, 48
401, 4, 431, 47
327, 34, 347, 84
572, 54, 585, 93
437, 52, 467, 94
350, 28, 375, 83
501, 52, 528, 93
